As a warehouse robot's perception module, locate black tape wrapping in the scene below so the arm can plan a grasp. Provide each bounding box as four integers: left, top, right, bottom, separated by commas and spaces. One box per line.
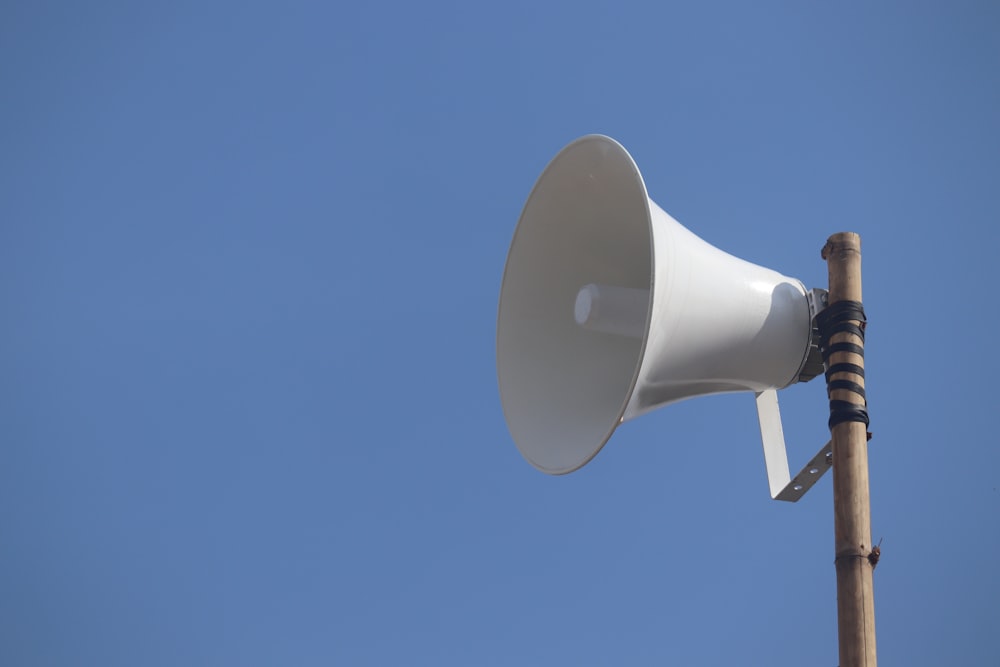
815, 300, 867, 330
825, 362, 865, 382
819, 322, 866, 350
827, 379, 867, 399
821, 341, 865, 363
816, 300, 870, 431
828, 400, 870, 430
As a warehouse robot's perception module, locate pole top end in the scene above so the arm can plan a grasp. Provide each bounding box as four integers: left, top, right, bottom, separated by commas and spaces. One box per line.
822, 232, 862, 260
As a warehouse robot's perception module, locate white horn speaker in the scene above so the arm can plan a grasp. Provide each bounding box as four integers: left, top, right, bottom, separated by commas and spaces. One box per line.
497, 135, 826, 499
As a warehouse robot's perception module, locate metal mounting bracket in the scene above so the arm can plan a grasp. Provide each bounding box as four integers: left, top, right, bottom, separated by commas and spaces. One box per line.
755, 389, 832, 502
806, 287, 829, 320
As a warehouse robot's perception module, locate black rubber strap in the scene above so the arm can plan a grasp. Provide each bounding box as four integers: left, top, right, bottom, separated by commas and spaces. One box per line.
819, 322, 866, 348
825, 363, 865, 380
827, 379, 867, 399
816, 300, 867, 348
817, 300, 871, 432
828, 400, 870, 429
821, 341, 865, 362
815, 300, 866, 329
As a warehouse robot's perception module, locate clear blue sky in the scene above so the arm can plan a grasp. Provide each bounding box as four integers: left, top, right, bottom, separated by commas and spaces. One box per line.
2, 2, 998, 665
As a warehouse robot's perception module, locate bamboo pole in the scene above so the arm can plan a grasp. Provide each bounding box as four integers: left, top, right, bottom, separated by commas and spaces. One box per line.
821, 233, 877, 667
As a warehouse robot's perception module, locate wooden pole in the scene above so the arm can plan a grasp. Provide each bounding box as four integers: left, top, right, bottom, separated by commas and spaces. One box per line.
821, 233, 877, 667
